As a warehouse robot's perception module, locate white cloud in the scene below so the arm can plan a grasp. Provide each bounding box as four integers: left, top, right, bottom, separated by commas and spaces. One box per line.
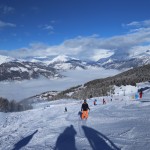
0, 20, 16, 28
41, 23, 54, 34
43, 25, 53, 30
91, 49, 114, 61
129, 45, 150, 57
0, 5, 14, 14
124, 20, 150, 28
1, 20, 150, 60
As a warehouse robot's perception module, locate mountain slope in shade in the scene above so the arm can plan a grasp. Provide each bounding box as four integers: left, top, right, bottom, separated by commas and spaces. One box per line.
0, 61, 62, 81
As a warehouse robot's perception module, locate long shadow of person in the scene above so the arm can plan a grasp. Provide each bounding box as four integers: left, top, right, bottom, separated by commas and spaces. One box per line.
54, 125, 77, 150
12, 130, 38, 150
82, 126, 120, 150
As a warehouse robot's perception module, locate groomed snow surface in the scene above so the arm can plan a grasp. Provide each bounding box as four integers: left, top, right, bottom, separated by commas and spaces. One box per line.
1, 83, 150, 150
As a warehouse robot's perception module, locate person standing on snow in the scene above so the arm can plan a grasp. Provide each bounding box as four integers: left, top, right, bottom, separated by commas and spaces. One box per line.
103, 98, 106, 104
139, 90, 143, 98
93, 99, 97, 105
81, 99, 90, 119
65, 107, 67, 112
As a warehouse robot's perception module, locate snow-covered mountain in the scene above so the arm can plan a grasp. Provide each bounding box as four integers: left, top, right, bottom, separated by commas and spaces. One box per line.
1, 50, 150, 81
48, 55, 96, 70
97, 50, 150, 69
0, 54, 100, 81
24, 55, 100, 70
25, 56, 54, 65
0, 60, 62, 81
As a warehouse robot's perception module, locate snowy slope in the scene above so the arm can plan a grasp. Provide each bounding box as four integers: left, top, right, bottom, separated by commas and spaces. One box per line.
0, 83, 150, 150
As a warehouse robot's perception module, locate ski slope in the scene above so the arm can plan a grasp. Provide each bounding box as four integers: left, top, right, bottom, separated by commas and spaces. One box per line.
0, 84, 150, 150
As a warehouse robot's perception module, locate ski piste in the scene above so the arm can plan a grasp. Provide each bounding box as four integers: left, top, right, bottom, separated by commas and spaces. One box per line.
1, 82, 150, 149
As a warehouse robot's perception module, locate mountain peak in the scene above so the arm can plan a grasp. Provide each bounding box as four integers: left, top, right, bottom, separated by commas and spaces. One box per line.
49, 55, 79, 64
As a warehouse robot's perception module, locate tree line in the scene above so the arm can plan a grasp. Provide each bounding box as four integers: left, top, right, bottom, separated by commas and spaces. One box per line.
0, 97, 32, 112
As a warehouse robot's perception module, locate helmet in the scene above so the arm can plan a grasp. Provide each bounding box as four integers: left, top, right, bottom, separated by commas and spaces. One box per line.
84, 99, 86, 103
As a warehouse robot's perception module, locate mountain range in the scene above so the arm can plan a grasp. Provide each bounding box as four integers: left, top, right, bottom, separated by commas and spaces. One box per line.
0, 49, 150, 81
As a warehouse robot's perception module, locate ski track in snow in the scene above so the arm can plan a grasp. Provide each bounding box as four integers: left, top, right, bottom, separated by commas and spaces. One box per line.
1, 84, 150, 150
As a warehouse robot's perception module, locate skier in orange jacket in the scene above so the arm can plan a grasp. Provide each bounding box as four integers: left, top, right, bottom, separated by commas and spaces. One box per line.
81, 99, 90, 119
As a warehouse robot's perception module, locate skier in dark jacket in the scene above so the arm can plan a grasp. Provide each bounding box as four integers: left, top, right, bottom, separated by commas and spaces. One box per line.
81, 99, 90, 119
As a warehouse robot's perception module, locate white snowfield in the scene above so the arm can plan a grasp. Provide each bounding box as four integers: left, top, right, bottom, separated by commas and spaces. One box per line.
0, 84, 150, 150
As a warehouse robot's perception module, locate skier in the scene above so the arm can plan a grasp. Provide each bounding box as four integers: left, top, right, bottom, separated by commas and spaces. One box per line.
93, 99, 97, 105
81, 99, 90, 119
103, 98, 106, 104
139, 90, 143, 99
65, 107, 67, 112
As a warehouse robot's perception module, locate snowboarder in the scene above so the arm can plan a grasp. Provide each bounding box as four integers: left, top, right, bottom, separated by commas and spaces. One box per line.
81, 99, 90, 119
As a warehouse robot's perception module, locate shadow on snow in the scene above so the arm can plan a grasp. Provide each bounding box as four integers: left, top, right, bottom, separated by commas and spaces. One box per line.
12, 125, 120, 150
12, 130, 38, 150
82, 126, 120, 150
54, 125, 120, 150
54, 125, 77, 150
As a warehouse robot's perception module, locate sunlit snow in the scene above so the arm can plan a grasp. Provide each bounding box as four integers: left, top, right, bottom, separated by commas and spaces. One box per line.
0, 82, 150, 150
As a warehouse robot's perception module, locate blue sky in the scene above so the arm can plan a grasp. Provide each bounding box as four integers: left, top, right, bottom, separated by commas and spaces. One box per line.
0, 0, 150, 60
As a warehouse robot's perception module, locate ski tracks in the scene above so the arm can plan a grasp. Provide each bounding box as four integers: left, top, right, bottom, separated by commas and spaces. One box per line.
77, 118, 87, 138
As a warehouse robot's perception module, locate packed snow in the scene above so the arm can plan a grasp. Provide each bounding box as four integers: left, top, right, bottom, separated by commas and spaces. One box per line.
0, 82, 150, 150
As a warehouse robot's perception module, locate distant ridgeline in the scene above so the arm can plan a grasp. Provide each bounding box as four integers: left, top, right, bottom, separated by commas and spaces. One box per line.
50, 64, 150, 100
0, 97, 32, 112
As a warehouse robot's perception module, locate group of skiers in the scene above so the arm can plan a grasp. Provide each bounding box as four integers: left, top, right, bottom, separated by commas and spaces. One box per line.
79, 89, 144, 119
80, 98, 107, 119
64, 88, 144, 119
79, 97, 109, 119
64, 97, 110, 120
